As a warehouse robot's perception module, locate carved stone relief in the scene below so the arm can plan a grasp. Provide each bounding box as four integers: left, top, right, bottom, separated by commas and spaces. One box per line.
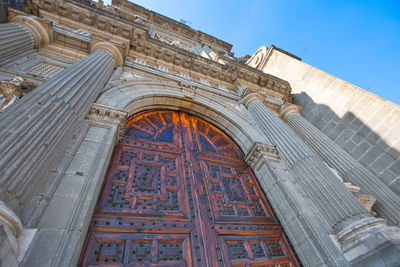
0, 77, 24, 111
87, 103, 128, 142
245, 142, 280, 168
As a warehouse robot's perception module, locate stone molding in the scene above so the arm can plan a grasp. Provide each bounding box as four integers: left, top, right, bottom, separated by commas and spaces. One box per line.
246, 45, 270, 70
335, 216, 400, 263
91, 42, 124, 68
9, 15, 50, 48
245, 142, 280, 168
0, 201, 23, 256
240, 90, 284, 113
112, 0, 232, 52
87, 103, 128, 141
240, 91, 264, 108
178, 81, 197, 99
22, 0, 292, 102
279, 102, 302, 121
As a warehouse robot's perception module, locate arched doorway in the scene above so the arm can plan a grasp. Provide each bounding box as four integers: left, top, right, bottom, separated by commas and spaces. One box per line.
80, 110, 299, 266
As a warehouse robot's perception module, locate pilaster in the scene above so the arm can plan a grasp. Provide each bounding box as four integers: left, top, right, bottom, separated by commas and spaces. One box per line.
87, 103, 128, 142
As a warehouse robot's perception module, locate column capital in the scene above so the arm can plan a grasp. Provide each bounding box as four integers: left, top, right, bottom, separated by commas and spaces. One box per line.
91, 41, 124, 68
87, 103, 128, 141
279, 102, 302, 121
9, 15, 50, 48
245, 142, 280, 168
240, 90, 264, 108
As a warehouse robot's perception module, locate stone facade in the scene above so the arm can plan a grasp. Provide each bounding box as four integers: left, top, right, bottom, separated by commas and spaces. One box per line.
0, 0, 399, 266
248, 45, 400, 196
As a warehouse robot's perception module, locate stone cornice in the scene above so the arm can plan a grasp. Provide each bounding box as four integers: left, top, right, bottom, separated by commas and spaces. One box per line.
87, 103, 128, 141
22, 0, 293, 102
123, 60, 240, 101
245, 142, 280, 168
111, 0, 232, 52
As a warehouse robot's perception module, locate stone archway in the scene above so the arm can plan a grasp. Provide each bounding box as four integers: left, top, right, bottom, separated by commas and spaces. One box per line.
36, 80, 315, 266
79, 109, 299, 266
95, 79, 270, 153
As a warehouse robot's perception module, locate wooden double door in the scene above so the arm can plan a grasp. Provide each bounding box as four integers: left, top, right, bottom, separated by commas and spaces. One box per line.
80, 110, 299, 266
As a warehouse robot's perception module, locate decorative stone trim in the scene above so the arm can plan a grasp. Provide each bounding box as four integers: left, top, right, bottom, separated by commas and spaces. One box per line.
0, 201, 23, 256
10, 16, 50, 48
91, 42, 124, 68
335, 216, 400, 263
26, 62, 64, 79
245, 142, 280, 168
240, 91, 264, 108
178, 81, 196, 99
353, 192, 376, 213
279, 102, 302, 121
240, 90, 284, 113
22, 0, 292, 101
246, 45, 269, 70
0, 76, 24, 111
87, 104, 128, 141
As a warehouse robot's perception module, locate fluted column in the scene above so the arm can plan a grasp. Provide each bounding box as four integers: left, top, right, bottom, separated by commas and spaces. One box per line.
0, 42, 123, 218
242, 92, 400, 263
243, 93, 369, 230
0, 16, 49, 63
281, 103, 400, 226
0, 23, 35, 62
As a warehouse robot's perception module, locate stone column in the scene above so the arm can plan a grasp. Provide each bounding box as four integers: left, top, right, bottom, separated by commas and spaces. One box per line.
0, 42, 123, 220
245, 142, 348, 266
242, 92, 400, 264
0, 16, 49, 63
281, 103, 400, 226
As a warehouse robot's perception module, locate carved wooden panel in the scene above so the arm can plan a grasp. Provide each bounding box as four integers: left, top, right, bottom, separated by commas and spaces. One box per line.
80, 110, 300, 266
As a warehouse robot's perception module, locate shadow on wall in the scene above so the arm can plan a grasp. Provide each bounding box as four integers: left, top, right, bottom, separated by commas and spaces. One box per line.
293, 92, 400, 196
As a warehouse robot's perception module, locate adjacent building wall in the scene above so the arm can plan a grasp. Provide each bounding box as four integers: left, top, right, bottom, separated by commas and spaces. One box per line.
252, 46, 400, 196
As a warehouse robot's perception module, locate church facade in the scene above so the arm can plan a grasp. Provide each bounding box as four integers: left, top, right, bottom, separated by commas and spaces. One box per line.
0, 0, 400, 266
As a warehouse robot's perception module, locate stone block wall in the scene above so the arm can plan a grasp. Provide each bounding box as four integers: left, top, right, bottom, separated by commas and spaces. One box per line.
260, 48, 400, 196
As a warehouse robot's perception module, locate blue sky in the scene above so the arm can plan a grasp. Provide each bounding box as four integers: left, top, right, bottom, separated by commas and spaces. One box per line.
104, 0, 400, 105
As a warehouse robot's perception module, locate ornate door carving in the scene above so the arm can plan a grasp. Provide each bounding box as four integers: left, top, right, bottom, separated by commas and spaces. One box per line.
80, 110, 300, 266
